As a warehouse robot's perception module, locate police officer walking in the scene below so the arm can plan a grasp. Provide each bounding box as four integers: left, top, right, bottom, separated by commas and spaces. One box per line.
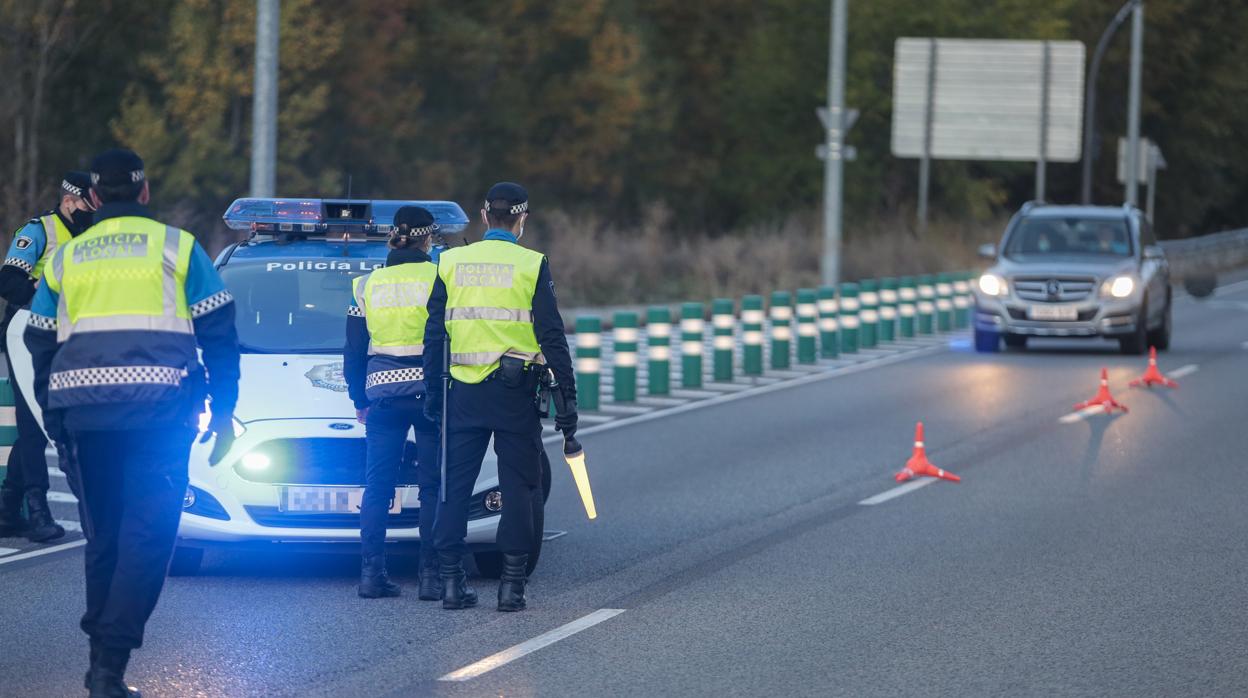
424, 183, 578, 612
0, 171, 96, 542
24, 148, 240, 697
344, 206, 444, 600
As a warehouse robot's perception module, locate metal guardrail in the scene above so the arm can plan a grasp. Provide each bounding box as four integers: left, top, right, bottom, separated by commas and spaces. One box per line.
1160, 227, 1248, 279
571, 271, 977, 411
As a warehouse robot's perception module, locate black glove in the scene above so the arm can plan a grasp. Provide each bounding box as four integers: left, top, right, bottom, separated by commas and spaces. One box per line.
423, 393, 443, 426
43, 409, 68, 445
555, 397, 578, 439
199, 413, 236, 466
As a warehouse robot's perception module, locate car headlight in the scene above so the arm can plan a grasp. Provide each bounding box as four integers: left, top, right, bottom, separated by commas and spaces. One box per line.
978, 273, 1007, 297
1101, 275, 1136, 299
240, 452, 271, 471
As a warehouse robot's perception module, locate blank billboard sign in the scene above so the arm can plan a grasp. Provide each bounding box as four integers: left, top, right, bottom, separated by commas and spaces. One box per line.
891, 38, 1086, 163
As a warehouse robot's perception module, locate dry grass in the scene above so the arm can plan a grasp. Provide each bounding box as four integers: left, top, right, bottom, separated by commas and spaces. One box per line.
524, 205, 1005, 307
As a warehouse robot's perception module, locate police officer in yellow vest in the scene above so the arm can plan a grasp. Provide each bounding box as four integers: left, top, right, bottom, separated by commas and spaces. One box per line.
24, 149, 241, 698
0, 171, 96, 542
344, 206, 445, 600
423, 182, 578, 611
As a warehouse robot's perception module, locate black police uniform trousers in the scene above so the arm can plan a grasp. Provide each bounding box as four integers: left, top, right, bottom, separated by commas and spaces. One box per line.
434, 374, 544, 559
2, 349, 50, 496
361, 395, 440, 559
73, 426, 193, 650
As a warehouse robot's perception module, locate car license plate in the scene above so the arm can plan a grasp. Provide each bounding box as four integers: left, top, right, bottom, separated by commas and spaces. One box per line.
1028, 304, 1078, 321
279, 487, 401, 514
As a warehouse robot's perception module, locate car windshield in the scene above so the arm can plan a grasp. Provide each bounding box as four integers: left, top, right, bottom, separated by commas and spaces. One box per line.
219, 258, 382, 353
1003, 216, 1133, 259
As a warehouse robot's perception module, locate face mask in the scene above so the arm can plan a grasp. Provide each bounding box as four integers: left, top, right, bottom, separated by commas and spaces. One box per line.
68, 207, 93, 233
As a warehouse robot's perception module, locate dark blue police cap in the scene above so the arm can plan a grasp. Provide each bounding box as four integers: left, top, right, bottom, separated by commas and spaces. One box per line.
90, 148, 145, 188
393, 206, 438, 237
61, 171, 92, 199
484, 182, 529, 216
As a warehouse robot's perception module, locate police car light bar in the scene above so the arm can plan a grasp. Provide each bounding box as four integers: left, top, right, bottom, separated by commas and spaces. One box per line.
222, 198, 469, 236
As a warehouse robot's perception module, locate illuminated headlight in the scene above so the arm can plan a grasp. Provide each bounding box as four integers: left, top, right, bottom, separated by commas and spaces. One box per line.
978, 274, 1007, 297
484, 490, 503, 512
1101, 275, 1136, 299
183, 487, 197, 509
241, 452, 271, 471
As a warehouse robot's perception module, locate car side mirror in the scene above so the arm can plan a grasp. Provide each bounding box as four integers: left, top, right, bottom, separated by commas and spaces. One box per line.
977, 243, 997, 260
1143, 245, 1164, 260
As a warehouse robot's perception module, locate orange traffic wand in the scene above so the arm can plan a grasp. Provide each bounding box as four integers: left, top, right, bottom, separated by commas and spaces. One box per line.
1129, 347, 1178, 389
893, 422, 960, 483
1073, 367, 1129, 413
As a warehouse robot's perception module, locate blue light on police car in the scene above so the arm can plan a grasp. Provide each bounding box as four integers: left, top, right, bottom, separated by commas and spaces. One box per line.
241, 452, 272, 471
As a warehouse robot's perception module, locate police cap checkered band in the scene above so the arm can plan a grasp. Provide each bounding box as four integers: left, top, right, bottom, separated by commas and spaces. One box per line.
393, 205, 437, 236
61, 171, 92, 198
89, 148, 146, 188
484, 182, 528, 216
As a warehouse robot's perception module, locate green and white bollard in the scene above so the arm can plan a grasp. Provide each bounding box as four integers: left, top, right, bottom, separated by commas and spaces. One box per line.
879, 277, 899, 343
953, 272, 972, 329
681, 302, 705, 388
574, 316, 601, 411
613, 311, 638, 402
917, 274, 936, 335
769, 291, 792, 369
796, 288, 818, 364
817, 286, 839, 358
858, 279, 880, 349
646, 306, 671, 395
712, 298, 735, 382
898, 276, 917, 338
0, 378, 18, 467
742, 295, 764, 376
839, 282, 859, 354
935, 273, 954, 332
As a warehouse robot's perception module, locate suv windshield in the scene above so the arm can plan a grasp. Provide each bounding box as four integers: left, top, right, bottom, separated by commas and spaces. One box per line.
220, 259, 381, 353
1003, 216, 1133, 259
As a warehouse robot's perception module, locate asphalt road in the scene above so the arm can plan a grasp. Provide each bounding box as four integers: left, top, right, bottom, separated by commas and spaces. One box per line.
3, 280, 1248, 697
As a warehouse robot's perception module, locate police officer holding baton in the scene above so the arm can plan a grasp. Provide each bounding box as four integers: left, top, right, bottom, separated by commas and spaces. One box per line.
424, 183, 577, 612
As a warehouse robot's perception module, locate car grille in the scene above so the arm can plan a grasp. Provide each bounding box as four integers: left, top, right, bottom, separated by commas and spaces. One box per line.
234, 437, 421, 486
244, 506, 420, 529
1012, 276, 1097, 302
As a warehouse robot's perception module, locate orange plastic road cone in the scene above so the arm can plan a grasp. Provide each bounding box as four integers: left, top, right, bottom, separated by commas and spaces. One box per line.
1073, 367, 1129, 413
1129, 347, 1178, 389
893, 422, 961, 483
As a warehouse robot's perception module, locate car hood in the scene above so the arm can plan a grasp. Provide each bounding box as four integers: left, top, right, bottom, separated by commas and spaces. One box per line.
993, 257, 1138, 279
235, 354, 357, 423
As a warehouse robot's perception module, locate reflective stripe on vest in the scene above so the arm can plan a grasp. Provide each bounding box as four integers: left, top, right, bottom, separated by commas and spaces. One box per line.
438, 240, 544, 384
31, 215, 72, 280
355, 262, 437, 357
46, 217, 193, 344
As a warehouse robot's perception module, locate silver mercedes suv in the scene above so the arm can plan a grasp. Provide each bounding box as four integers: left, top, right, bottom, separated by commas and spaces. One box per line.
973, 202, 1171, 355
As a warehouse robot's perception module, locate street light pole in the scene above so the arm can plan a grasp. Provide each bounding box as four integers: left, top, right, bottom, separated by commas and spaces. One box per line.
250, 0, 279, 198
821, 0, 848, 287
1080, 0, 1139, 205
1124, 2, 1144, 207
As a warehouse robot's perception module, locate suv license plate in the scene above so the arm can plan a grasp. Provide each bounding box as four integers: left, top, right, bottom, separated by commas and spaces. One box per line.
1028, 304, 1078, 321
279, 487, 401, 514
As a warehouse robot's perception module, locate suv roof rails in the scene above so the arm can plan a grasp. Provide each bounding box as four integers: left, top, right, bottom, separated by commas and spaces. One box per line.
1020, 200, 1047, 213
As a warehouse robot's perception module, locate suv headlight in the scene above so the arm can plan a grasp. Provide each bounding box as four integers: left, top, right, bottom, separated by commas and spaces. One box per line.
978, 273, 1007, 297
1100, 275, 1136, 299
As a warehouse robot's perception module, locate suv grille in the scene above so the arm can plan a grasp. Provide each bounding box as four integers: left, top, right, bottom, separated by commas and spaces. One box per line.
234, 437, 421, 486
1012, 276, 1096, 302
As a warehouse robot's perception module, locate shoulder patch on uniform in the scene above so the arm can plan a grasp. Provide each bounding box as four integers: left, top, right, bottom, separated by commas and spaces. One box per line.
14, 236, 32, 250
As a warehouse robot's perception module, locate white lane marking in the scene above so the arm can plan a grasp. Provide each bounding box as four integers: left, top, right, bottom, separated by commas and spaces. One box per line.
1214, 278, 1248, 296
858, 478, 937, 505
1241, 340, 1248, 350
0, 547, 19, 557
0, 539, 85, 566
48, 467, 65, 479
1168, 364, 1199, 379
62, 520, 82, 533
439, 609, 626, 682
46, 491, 77, 504
1059, 405, 1107, 424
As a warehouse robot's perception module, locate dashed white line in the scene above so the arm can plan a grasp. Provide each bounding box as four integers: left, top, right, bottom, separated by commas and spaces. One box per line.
0, 539, 85, 566
48, 467, 66, 479
439, 608, 626, 682
0, 547, 19, 557
858, 478, 937, 505
1168, 364, 1199, 379
1059, 405, 1107, 424
46, 491, 78, 504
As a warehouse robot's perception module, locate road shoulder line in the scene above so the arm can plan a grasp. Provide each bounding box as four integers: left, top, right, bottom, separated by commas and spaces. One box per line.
858, 478, 937, 505
0, 539, 85, 566
438, 608, 626, 682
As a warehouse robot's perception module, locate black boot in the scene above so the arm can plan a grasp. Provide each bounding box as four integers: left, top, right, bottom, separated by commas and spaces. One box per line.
497, 553, 529, 612
439, 552, 478, 610
0, 485, 27, 537
358, 554, 401, 598
87, 646, 140, 697
24, 488, 64, 543
417, 550, 443, 601
84, 640, 99, 689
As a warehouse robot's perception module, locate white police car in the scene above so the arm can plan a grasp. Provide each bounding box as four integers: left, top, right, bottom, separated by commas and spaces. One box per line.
8, 198, 549, 577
